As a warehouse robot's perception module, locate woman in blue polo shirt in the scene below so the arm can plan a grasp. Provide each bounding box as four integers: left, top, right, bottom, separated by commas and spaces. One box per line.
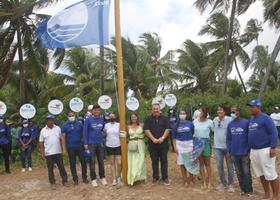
172, 109, 194, 186
18, 119, 34, 172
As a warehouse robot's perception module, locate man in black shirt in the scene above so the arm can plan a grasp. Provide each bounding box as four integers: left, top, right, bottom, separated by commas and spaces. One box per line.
144, 103, 170, 185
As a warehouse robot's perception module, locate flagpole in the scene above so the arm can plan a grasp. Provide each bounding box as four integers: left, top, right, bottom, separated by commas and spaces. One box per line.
114, 0, 127, 185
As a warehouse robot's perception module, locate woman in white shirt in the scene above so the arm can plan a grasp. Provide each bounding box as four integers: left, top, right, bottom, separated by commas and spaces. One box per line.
104, 113, 121, 186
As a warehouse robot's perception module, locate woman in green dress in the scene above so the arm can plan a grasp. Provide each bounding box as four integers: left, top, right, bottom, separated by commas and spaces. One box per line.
127, 113, 147, 186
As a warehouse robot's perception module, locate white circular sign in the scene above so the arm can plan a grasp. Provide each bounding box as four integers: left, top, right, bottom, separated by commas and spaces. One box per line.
98, 95, 112, 110
126, 97, 139, 111
48, 99, 64, 115
152, 96, 166, 110
0, 101, 7, 115
20, 104, 36, 119
165, 94, 177, 107
69, 97, 84, 112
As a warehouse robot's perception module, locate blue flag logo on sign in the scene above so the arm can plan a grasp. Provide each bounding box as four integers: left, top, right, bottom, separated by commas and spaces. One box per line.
36, 0, 111, 48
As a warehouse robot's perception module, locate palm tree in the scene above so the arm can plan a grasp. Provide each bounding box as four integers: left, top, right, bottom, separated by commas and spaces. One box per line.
177, 39, 216, 93
139, 32, 178, 92
258, 0, 280, 99
194, 0, 256, 94
199, 13, 262, 94
0, 0, 62, 104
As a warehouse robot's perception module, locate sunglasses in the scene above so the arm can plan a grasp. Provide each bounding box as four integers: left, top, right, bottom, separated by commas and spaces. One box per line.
218, 120, 221, 128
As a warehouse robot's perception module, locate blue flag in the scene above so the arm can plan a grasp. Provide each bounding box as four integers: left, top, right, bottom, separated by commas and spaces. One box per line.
36, 0, 111, 48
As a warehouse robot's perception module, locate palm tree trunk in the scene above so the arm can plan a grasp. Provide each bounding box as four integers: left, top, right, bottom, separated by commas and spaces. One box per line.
100, 45, 105, 95
258, 34, 280, 100
0, 46, 17, 89
222, 0, 237, 95
234, 58, 247, 94
16, 22, 25, 104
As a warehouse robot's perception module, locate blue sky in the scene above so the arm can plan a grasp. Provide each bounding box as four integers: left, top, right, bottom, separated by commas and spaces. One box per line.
39, 0, 279, 82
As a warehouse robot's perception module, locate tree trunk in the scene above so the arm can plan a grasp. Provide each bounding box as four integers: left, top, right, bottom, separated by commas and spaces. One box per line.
258, 34, 280, 100
16, 22, 25, 104
222, 0, 237, 95
100, 45, 105, 95
234, 58, 247, 94
0, 46, 17, 89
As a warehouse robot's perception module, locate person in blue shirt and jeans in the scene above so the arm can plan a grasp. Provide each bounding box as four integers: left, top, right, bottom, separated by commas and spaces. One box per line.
227, 106, 253, 196
62, 111, 88, 185
83, 104, 108, 187
0, 114, 11, 173
18, 119, 35, 172
247, 99, 279, 200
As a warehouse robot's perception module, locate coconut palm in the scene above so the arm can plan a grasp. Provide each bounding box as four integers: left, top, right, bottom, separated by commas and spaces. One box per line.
199, 13, 262, 94
0, 0, 62, 104
258, 0, 280, 99
177, 39, 216, 93
194, 0, 256, 94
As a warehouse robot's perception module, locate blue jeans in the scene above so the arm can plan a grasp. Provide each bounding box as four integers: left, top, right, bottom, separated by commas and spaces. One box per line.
88, 144, 105, 180
232, 156, 253, 193
20, 145, 32, 168
215, 148, 234, 186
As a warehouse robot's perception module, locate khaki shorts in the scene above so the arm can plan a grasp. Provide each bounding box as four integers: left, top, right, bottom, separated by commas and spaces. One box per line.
250, 147, 278, 181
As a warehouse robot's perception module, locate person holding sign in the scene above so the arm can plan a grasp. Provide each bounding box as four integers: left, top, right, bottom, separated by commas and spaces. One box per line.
39, 114, 69, 190
0, 114, 11, 173
61, 111, 88, 185
144, 103, 171, 185
127, 113, 146, 186
83, 104, 108, 187
104, 113, 122, 186
18, 119, 35, 172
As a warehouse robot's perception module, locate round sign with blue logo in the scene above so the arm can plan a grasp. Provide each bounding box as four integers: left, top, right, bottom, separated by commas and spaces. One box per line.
126, 97, 139, 111
20, 104, 36, 119
98, 95, 112, 110
165, 94, 177, 107
152, 96, 166, 110
69, 97, 84, 112
0, 101, 7, 115
48, 99, 64, 115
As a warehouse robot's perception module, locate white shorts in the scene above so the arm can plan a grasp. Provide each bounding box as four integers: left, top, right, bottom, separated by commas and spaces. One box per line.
250, 147, 278, 181
176, 140, 193, 165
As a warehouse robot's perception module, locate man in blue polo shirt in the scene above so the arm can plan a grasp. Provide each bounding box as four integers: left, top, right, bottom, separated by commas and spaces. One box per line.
83, 104, 107, 187
0, 114, 11, 173
247, 99, 279, 200
227, 106, 253, 196
62, 111, 88, 185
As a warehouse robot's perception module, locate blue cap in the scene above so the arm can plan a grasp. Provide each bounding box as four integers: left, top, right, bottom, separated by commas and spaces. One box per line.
46, 114, 55, 120
247, 99, 263, 107
0, 114, 4, 119
22, 119, 28, 124
83, 149, 92, 159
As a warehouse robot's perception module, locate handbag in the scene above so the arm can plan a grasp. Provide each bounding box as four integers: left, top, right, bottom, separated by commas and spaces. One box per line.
128, 141, 138, 152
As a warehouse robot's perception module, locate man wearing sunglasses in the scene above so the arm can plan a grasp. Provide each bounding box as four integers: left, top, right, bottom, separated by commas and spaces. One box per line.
247, 99, 279, 200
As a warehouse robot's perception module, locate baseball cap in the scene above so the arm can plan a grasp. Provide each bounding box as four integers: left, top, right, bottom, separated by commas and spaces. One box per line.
46, 114, 55, 120
22, 119, 28, 124
247, 99, 263, 107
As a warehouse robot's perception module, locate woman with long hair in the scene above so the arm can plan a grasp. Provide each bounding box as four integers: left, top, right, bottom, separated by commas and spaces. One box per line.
127, 113, 146, 186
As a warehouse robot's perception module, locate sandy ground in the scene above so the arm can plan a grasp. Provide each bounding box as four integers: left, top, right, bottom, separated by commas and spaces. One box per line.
0, 148, 279, 200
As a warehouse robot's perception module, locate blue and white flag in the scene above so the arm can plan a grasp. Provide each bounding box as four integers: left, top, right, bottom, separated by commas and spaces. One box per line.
36, 0, 111, 48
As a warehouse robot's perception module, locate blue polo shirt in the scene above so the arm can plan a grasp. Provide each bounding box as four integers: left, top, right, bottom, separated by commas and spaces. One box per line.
248, 113, 278, 149
227, 118, 249, 156
61, 120, 83, 149
18, 128, 34, 145
0, 124, 10, 145
172, 121, 194, 141
83, 117, 104, 145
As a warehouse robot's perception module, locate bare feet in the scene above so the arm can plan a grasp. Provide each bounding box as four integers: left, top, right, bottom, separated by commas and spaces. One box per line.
259, 193, 271, 200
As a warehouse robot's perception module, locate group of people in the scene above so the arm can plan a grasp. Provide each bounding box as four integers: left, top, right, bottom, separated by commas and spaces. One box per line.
0, 98, 279, 200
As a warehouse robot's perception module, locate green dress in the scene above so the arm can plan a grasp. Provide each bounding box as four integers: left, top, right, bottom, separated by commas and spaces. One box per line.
127, 126, 146, 185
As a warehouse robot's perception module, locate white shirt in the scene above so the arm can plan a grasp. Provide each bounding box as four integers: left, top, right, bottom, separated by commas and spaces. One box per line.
270, 112, 280, 126
39, 125, 62, 156
104, 122, 120, 148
